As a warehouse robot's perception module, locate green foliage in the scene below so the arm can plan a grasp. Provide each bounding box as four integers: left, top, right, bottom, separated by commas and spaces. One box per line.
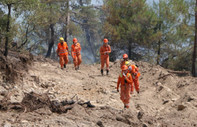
103, 0, 195, 72
0, 9, 6, 36
103, 0, 160, 61
68, 22, 83, 36
152, 0, 194, 71
0, 0, 195, 70
0, 0, 40, 47
71, 0, 103, 62
161, 47, 192, 71
104, 0, 158, 44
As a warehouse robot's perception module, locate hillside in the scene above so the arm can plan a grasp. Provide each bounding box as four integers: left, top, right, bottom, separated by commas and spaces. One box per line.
0, 52, 197, 127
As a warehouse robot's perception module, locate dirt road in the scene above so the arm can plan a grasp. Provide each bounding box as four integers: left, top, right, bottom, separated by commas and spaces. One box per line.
0, 55, 197, 127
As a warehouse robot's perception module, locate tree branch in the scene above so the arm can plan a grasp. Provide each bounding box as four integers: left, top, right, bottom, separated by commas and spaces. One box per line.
18, 25, 35, 49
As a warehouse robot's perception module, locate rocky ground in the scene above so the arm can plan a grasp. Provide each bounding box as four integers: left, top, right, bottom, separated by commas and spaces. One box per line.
0, 51, 197, 127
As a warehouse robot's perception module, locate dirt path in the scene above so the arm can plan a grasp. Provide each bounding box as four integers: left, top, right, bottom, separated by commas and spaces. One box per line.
0, 58, 197, 127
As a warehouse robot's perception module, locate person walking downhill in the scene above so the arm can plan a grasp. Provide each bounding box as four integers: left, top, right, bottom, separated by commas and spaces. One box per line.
100, 38, 111, 75
125, 61, 140, 94
117, 65, 134, 109
56, 37, 69, 70
71, 38, 82, 70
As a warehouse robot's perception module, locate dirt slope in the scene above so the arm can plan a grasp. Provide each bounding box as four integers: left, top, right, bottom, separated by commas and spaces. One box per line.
0, 53, 197, 127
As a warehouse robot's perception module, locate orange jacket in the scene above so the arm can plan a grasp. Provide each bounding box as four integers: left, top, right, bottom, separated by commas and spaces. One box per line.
128, 65, 140, 78
57, 42, 69, 56
71, 43, 81, 58
117, 72, 134, 92
100, 45, 111, 57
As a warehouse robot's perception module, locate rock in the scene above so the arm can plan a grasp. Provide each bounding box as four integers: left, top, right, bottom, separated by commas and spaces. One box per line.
31, 75, 40, 84
157, 85, 163, 92
177, 81, 189, 88
148, 121, 153, 125
10, 89, 24, 103
3, 122, 11, 127
21, 120, 28, 123
34, 107, 52, 115
40, 83, 48, 88
116, 116, 124, 121
143, 123, 148, 127
187, 96, 194, 102
153, 82, 162, 86
0, 86, 7, 93
171, 98, 178, 102
97, 121, 104, 127
163, 100, 169, 105
116, 116, 131, 125
137, 111, 144, 120
177, 105, 186, 111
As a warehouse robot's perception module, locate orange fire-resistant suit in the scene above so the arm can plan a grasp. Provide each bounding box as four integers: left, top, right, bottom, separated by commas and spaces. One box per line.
128, 65, 140, 93
117, 72, 133, 108
100, 45, 111, 70
56, 42, 69, 68
71, 43, 82, 68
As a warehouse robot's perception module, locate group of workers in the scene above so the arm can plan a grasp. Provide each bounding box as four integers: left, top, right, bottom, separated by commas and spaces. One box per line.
56, 37, 82, 70
56, 37, 140, 109
118, 54, 140, 108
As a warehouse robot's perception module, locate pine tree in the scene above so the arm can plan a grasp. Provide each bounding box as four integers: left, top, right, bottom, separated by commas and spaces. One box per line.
0, 0, 38, 56
103, 0, 160, 60
153, 0, 192, 66
152, 0, 194, 72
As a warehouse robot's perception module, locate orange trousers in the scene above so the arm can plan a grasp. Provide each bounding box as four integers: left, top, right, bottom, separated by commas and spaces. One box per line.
59, 55, 69, 68
120, 84, 131, 106
100, 55, 109, 70
133, 76, 139, 92
73, 55, 82, 67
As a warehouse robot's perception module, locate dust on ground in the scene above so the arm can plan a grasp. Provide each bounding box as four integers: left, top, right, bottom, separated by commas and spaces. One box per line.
0, 51, 197, 127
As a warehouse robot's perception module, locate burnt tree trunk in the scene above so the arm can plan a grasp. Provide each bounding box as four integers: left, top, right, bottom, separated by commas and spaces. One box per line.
46, 24, 55, 58
157, 2, 162, 65
4, 4, 12, 57
64, 0, 70, 43
192, 0, 197, 77
157, 39, 161, 65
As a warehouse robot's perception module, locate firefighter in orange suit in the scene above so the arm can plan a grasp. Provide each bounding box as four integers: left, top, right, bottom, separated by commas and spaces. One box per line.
117, 65, 134, 108
100, 38, 111, 75
125, 61, 140, 94
71, 38, 82, 70
56, 37, 69, 69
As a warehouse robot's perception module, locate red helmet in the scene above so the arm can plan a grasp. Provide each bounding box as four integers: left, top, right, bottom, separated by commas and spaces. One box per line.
73, 38, 78, 43
121, 65, 128, 71
103, 38, 108, 43
123, 54, 128, 59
